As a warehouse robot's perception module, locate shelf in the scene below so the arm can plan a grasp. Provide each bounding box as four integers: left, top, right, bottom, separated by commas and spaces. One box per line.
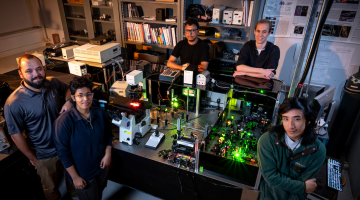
64, 3, 84, 7
91, 5, 113, 9
93, 20, 115, 24
123, 18, 177, 25
70, 35, 89, 39
211, 57, 237, 63
187, 21, 250, 29
67, 17, 86, 21
125, 40, 174, 49
197, 36, 247, 44
70, 40, 89, 44
120, 0, 177, 5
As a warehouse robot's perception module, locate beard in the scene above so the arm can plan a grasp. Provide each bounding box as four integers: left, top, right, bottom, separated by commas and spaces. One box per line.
24, 74, 46, 89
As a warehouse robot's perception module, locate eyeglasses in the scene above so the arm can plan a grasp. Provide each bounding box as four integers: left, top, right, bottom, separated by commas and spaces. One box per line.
73, 93, 94, 99
185, 29, 198, 34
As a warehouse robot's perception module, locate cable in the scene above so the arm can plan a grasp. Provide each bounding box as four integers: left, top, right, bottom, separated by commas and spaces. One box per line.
112, 59, 124, 81
233, 89, 277, 101
107, 73, 114, 83
215, 81, 230, 89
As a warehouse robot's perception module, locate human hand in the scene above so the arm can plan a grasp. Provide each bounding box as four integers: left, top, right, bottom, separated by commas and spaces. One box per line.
100, 154, 112, 169
30, 158, 38, 166
73, 176, 86, 190
182, 63, 190, 70
233, 71, 246, 77
60, 101, 73, 114
305, 178, 317, 194
260, 69, 275, 79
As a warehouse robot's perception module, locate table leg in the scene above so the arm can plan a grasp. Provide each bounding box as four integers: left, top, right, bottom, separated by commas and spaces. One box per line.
103, 68, 108, 91
196, 89, 200, 115
113, 65, 116, 83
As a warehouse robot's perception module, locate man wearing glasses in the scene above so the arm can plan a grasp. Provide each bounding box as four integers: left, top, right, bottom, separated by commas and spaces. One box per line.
4, 54, 77, 200
233, 19, 280, 79
167, 18, 209, 72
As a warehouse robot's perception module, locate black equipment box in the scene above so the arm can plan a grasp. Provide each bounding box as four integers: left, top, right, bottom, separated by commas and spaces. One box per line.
156, 8, 173, 21
0, 81, 11, 109
90, 36, 113, 45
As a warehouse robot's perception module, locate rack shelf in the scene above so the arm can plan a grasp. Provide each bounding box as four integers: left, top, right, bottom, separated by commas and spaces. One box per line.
123, 18, 177, 25
66, 17, 86, 21
70, 35, 89, 39
125, 40, 174, 49
197, 36, 247, 45
93, 20, 115, 24
194, 21, 251, 29
120, 0, 177, 5
91, 5, 113, 9
64, 3, 84, 7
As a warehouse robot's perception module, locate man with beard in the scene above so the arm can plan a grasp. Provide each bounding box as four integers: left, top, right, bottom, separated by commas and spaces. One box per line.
233, 19, 280, 79
4, 54, 76, 200
167, 18, 209, 72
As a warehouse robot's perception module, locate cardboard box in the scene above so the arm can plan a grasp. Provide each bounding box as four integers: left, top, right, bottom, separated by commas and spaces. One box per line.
134, 52, 166, 64
68, 0, 83, 4
155, 0, 176, 2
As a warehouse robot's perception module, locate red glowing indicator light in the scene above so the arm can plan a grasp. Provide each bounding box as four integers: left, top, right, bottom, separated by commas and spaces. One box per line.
130, 102, 140, 107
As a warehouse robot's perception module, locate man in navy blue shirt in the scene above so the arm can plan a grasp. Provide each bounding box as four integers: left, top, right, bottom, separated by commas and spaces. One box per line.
233, 19, 280, 79
54, 76, 113, 200
4, 54, 75, 200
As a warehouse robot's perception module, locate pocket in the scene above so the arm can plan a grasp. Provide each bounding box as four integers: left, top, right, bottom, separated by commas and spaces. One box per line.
291, 163, 307, 173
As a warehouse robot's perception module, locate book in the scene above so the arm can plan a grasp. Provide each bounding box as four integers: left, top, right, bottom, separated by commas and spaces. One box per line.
171, 27, 176, 47
124, 23, 177, 46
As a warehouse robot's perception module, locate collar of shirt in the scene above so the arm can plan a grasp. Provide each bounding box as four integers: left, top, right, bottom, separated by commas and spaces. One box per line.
253, 40, 270, 50
20, 79, 50, 97
285, 133, 302, 151
71, 104, 99, 122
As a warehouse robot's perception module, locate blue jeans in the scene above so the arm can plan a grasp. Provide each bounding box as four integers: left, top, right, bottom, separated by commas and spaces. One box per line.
73, 168, 109, 200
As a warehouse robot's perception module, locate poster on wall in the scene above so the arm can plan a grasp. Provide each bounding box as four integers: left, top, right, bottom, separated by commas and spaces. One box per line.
263, 0, 313, 37
263, 0, 360, 43
320, 0, 360, 44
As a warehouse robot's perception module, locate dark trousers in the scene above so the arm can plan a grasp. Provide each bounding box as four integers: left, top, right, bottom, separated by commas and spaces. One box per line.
73, 168, 109, 200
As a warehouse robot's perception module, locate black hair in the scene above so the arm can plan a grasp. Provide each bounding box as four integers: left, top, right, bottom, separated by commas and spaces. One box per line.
69, 76, 94, 95
185, 18, 200, 29
18, 54, 43, 71
269, 97, 317, 146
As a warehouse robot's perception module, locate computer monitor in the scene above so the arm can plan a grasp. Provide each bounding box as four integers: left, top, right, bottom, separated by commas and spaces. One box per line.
313, 86, 336, 123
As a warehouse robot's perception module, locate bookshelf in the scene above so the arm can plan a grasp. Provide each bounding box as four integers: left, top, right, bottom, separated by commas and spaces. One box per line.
57, 0, 122, 43
180, 0, 260, 64
118, 0, 182, 49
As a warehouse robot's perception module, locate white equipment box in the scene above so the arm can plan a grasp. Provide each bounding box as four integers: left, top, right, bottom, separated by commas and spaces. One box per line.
211, 6, 226, 24
223, 8, 236, 24
74, 43, 121, 63
145, 131, 165, 149
62, 45, 79, 59
110, 81, 130, 97
68, 61, 87, 76
196, 70, 210, 85
232, 9, 243, 25
126, 70, 143, 85
0, 116, 10, 152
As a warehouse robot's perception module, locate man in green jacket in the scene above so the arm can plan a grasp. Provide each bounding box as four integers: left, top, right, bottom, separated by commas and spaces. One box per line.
258, 98, 326, 200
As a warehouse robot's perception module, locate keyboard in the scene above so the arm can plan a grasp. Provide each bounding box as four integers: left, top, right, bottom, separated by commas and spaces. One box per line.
159, 67, 181, 82
327, 158, 342, 191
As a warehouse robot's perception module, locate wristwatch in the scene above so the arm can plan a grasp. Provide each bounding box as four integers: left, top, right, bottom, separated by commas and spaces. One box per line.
65, 99, 72, 103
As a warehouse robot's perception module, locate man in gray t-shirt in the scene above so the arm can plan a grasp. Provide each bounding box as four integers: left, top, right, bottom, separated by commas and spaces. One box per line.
4, 54, 76, 200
